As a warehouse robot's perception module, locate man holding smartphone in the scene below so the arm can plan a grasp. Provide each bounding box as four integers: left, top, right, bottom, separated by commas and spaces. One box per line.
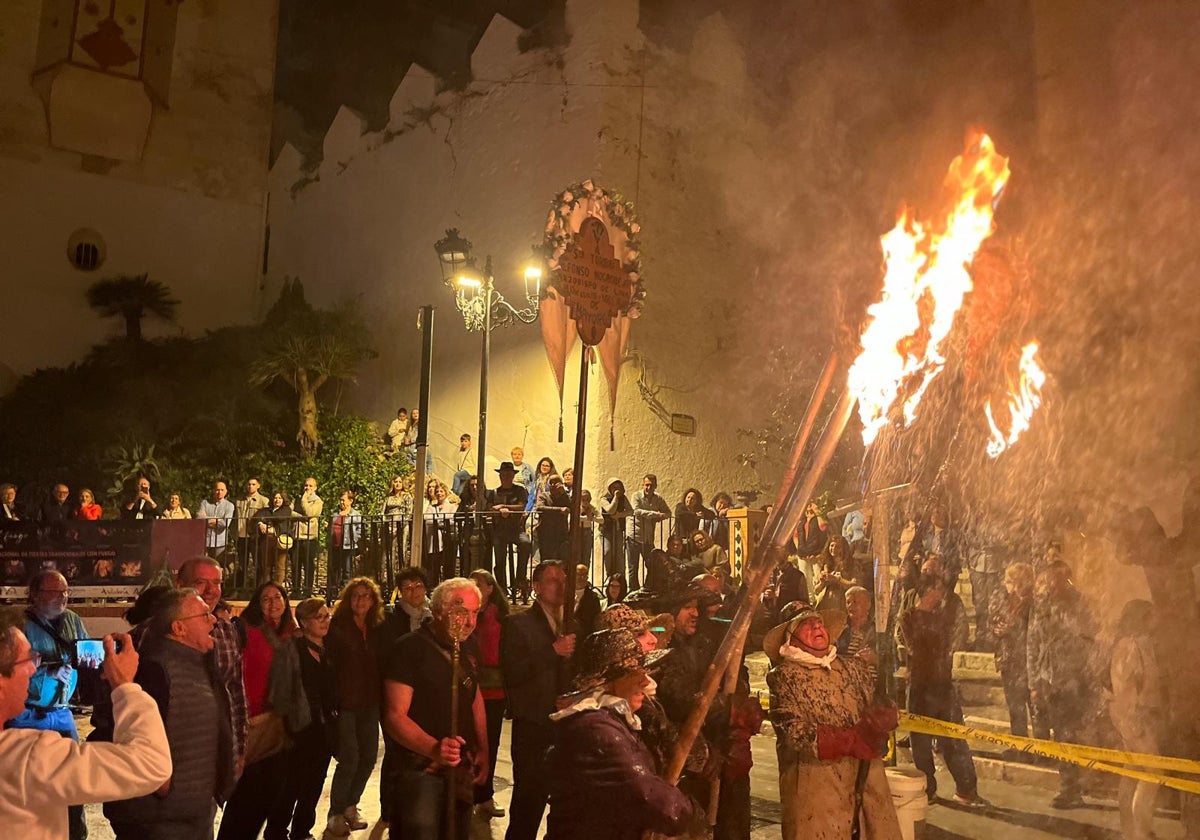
9, 570, 90, 840
0, 610, 172, 840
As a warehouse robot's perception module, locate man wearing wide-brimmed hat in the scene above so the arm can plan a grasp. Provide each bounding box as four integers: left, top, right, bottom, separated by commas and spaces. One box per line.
487, 461, 530, 593
545, 629, 694, 840
654, 583, 730, 822
765, 607, 902, 840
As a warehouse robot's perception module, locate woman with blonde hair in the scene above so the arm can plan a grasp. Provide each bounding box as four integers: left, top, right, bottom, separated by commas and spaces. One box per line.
75, 488, 103, 520
424, 478, 458, 584
325, 576, 385, 834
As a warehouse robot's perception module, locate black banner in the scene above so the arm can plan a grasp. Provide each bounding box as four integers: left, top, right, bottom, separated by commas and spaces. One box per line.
0, 518, 204, 598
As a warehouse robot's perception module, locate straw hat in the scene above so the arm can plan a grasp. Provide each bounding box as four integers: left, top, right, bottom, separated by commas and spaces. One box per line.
569, 628, 671, 693
763, 604, 848, 666
596, 603, 650, 635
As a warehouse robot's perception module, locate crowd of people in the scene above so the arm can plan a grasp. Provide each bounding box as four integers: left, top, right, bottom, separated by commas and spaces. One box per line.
0, 450, 745, 604
0, 454, 1172, 840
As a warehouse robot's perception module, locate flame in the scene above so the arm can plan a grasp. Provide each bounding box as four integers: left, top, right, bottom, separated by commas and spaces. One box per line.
848, 132, 1011, 445
984, 341, 1046, 458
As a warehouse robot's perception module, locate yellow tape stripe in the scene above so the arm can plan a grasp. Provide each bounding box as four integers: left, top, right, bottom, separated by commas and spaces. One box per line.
898, 712, 1200, 796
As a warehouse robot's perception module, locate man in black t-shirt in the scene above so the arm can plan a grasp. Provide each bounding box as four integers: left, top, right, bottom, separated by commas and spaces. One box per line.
381, 577, 489, 840
488, 462, 531, 593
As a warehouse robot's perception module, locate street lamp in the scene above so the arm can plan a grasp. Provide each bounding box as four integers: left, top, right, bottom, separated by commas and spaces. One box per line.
434, 228, 542, 572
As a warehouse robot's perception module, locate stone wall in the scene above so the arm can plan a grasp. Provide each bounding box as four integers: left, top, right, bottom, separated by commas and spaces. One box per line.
0, 0, 278, 373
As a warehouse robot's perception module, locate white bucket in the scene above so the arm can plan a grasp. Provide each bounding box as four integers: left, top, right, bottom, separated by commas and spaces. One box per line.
886, 766, 928, 840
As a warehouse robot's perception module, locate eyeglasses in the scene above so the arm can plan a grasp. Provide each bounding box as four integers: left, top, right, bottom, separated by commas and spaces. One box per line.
177, 612, 213, 622
37, 589, 69, 598
401, 582, 425, 591
13, 651, 42, 669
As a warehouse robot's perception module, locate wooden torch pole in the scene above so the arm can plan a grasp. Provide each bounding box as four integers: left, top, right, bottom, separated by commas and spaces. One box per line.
664, 361, 855, 784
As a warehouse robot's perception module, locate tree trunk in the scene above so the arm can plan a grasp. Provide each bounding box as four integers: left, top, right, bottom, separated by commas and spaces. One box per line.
297, 381, 320, 456
125, 310, 142, 342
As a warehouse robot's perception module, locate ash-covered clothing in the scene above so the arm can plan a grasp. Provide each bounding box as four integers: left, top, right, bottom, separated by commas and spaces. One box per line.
1027, 583, 1094, 696
546, 707, 694, 840
0, 684, 171, 840
989, 589, 1031, 680
1110, 634, 1163, 840
657, 629, 728, 765
1026, 587, 1096, 695
103, 635, 235, 829
767, 656, 901, 839
1110, 634, 1162, 742
898, 607, 978, 798
899, 608, 953, 691
924, 526, 965, 576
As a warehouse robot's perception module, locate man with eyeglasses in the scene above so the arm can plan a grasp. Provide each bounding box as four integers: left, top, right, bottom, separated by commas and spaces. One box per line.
0, 606, 171, 840
178, 556, 248, 774
102, 588, 235, 838
9, 570, 90, 839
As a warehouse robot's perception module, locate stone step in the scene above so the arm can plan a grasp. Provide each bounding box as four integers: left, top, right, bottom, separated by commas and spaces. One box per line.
895, 749, 1060, 789
958, 680, 1008, 707
962, 705, 1014, 735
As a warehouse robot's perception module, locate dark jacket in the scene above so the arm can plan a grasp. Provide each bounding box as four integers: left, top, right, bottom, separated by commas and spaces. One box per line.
573, 586, 603, 641
546, 708, 694, 840
501, 602, 565, 724
103, 634, 235, 825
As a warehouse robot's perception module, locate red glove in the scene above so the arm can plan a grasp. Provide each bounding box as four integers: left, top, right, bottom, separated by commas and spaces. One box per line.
859, 704, 899, 738
816, 725, 878, 761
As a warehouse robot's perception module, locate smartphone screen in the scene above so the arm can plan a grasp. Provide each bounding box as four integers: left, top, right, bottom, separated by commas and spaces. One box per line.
75, 639, 106, 669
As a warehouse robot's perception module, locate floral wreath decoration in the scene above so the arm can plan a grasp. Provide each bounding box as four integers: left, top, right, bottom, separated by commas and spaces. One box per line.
540, 179, 645, 317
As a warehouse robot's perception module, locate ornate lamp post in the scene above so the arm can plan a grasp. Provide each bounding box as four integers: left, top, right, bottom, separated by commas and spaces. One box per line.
434, 228, 542, 571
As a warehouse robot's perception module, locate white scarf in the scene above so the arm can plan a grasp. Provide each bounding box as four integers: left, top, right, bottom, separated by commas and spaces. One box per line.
779, 642, 838, 670
549, 690, 642, 730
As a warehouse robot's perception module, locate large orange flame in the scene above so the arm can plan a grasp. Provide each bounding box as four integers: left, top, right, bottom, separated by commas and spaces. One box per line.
984, 341, 1046, 458
848, 133, 1011, 445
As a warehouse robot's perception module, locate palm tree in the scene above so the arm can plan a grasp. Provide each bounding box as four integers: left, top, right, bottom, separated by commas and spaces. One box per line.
85, 274, 179, 342
249, 284, 376, 455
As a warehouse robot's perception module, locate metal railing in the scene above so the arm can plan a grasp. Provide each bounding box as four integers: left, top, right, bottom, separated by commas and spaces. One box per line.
0, 509, 731, 602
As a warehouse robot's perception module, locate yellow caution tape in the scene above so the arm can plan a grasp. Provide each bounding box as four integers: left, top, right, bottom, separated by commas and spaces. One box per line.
898, 712, 1200, 796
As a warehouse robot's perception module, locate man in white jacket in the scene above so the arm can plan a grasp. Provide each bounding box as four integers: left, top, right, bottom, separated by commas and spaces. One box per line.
0, 607, 172, 840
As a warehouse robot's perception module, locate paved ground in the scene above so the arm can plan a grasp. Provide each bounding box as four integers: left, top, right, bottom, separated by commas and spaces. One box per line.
83, 718, 1186, 839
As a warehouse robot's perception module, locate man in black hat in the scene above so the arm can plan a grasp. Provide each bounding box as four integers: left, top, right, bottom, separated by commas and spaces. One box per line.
655, 584, 730, 818
488, 462, 530, 594
545, 628, 694, 840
